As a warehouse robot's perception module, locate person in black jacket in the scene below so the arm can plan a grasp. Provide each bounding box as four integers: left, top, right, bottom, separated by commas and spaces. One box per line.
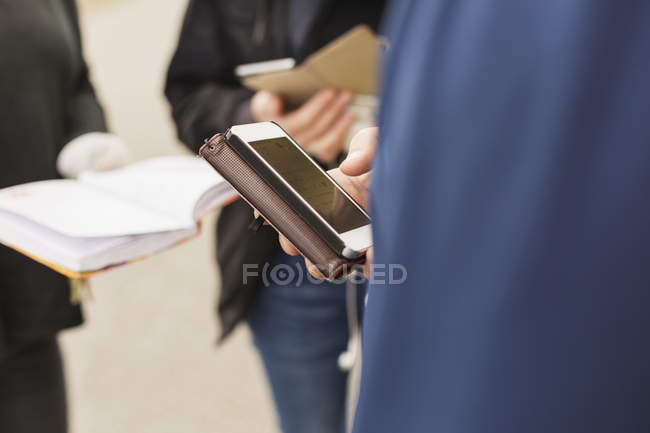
0, 1, 127, 432
166, 1, 385, 432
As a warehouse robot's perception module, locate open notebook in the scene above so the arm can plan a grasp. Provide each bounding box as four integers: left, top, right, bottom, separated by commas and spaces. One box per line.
0, 155, 236, 278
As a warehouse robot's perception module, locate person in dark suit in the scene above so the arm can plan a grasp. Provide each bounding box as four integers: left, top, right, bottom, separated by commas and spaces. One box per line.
165, 1, 384, 431
0, 1, 127, 432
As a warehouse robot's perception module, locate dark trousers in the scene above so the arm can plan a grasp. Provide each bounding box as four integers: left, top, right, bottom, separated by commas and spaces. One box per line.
0, 336, 67, 433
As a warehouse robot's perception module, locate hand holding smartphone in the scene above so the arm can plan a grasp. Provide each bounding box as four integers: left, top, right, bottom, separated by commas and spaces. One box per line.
199, 122, 372, 280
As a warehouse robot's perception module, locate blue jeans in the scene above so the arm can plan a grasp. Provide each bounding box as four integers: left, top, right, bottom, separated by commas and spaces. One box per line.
247, 251, 364, 433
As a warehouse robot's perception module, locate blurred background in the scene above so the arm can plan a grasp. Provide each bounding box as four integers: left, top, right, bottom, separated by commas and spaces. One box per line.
60, 0, 279, 431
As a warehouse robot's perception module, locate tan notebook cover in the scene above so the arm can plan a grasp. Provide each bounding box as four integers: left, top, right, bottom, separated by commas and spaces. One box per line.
242, 25, 381, 107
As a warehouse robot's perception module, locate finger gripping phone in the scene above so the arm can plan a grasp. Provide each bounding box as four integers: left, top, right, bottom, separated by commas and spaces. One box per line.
199, 121, 372, 280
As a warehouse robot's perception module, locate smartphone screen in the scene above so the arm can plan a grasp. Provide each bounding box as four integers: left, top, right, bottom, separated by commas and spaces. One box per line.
249, 137, 369, 234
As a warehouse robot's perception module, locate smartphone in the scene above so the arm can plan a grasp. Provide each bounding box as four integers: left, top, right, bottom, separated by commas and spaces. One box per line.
227, 122, 372, 259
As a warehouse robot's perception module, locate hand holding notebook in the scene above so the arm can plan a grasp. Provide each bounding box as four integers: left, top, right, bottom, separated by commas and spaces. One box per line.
239, 25, 382, 107
0, 156, 235, 277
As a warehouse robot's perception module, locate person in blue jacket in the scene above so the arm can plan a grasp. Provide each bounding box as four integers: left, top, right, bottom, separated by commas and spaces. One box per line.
281, 0, 650, 432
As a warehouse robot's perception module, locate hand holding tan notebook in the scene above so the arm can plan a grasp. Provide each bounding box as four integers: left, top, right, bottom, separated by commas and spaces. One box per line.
241, 25, 382, 107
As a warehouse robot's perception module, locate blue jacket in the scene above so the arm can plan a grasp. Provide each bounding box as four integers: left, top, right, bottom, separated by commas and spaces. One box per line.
355, 1, 650, 432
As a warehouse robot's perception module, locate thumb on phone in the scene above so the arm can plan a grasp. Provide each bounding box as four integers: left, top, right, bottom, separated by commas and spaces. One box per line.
340, 127, 378, 176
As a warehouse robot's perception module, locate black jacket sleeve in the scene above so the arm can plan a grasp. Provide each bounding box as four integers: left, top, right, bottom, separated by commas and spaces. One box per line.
62, 0, 108, 146
165, 0, 255, 153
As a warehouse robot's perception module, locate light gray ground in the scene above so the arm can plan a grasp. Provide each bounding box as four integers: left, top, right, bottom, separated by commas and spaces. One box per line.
60, 1, 279, 431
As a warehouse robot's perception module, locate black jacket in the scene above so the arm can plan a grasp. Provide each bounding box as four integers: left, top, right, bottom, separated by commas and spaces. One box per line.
166, 0, 385, 340
0, 0, 107, 358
